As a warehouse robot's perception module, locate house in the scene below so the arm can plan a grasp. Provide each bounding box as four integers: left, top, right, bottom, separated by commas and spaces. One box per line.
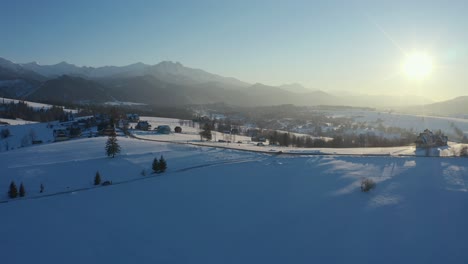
251, 136, 267, 142
126, 114, 140, 122
415, 129, 448, 148
99, 126, 116, 136
135, 121, 151, 131
156, 125, 171, 134
54, 129, 69, 142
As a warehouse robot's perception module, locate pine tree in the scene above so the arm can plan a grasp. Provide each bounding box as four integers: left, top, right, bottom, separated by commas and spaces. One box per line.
105, 133, 121, 158
199, 123, 212, 141
94, 171, 101, 185
8, 181, 18, 198
159, 155, 167, 173
152, 157, 160, 173
19, 182, 25, 197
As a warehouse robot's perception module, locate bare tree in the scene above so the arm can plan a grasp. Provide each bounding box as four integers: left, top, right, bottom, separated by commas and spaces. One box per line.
29, 129, 37, 142
21, 135, 30, 147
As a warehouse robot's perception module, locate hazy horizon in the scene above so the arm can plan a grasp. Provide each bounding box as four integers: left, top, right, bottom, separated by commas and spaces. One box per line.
2, 0, 468, 101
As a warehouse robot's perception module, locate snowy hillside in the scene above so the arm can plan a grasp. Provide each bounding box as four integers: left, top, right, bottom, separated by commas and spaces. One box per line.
0, 121, 56, 151
1, 135, 468, 263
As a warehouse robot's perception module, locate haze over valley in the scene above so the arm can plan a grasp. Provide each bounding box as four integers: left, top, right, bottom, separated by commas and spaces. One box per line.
1, 57, 467, 116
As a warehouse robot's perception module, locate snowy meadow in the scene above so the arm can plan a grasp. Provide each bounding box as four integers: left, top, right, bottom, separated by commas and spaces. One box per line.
1, 135, 467, 264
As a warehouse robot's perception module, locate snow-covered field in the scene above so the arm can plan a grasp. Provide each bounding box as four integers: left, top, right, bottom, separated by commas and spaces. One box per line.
1, 135, 468, 263
104, 101, 146, 106
132, 116, 252, 143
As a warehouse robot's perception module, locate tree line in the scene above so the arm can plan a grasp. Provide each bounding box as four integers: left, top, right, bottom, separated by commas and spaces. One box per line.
0, 101, 70, 122
266, 131, 417, 148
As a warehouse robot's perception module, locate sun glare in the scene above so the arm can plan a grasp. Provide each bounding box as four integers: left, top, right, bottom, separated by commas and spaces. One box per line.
402, 52, 433, 80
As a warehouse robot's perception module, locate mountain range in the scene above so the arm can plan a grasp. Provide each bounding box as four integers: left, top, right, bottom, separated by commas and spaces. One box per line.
0, 56, 466, 114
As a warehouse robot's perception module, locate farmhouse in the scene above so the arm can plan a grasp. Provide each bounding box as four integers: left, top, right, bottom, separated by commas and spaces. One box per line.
135, 121, 151, 131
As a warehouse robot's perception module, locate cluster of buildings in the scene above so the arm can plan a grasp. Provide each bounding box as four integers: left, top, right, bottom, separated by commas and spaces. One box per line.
415, 129, 448, 148
52, 112, 185, 142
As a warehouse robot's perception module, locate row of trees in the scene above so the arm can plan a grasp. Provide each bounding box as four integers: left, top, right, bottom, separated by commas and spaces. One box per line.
8, 181, 26, 198
0, 101, 70, 122
152, 156, 167, 173
266, 131, 417, 148
94, 155, 167, 185
197, 120, 416, 148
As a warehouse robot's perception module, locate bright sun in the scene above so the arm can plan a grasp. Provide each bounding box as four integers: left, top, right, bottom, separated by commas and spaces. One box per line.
402, 52, 433, 80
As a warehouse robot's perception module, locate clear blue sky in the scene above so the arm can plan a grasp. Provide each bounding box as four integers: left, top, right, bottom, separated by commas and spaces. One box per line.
1, 0, 467, 100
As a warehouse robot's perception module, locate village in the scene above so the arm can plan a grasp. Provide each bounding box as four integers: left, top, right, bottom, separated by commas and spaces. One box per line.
44, 110, 452, 151
1, 99, 466, 156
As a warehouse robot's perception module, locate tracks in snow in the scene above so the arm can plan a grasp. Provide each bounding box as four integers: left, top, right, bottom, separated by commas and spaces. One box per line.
0, 156, 264, 204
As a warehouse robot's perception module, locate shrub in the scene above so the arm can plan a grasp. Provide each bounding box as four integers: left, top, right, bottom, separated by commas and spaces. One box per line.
94, 171, 101, 185
159, 155, 167, 173
152, 156, 167, 173
152, 157, 160, 173
19, 182, 26, 197
361, 178, 376, 192
1, 128, 10, 139
21, 135, 30, 147
8, 181, 18, 198
101, 181, 112, 186
29, 129, 37, 142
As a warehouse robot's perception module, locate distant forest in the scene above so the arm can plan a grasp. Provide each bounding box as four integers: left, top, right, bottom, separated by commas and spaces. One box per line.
0, 101, 71, 122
